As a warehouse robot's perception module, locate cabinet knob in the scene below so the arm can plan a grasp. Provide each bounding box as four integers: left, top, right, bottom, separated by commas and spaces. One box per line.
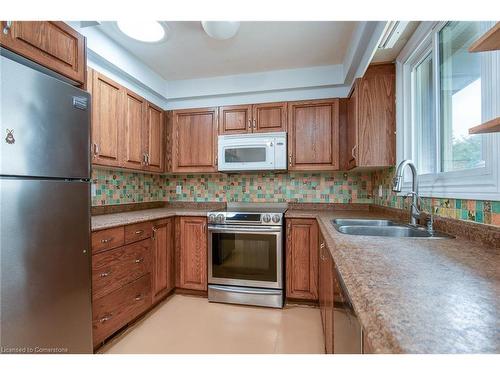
3, 21, 12, 35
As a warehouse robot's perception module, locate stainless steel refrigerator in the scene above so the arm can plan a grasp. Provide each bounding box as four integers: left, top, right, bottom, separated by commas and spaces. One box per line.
0, 50, 93, 353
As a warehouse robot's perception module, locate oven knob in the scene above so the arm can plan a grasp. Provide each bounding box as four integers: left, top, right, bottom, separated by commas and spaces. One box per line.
208, 214, 216, 223
262, 214, 271, 223
216, 214, 225, 224
272, 214, 281, 223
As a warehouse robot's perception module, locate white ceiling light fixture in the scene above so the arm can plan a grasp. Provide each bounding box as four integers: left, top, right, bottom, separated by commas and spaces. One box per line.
201, 21, 240, 40
116, 21, 167, 43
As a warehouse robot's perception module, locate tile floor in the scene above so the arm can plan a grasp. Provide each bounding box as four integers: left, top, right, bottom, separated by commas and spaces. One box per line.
101, 294, 325, 354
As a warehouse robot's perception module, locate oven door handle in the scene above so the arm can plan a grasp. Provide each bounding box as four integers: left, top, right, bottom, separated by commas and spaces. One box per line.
208, 225, 282, 233
209, 285, 282, 295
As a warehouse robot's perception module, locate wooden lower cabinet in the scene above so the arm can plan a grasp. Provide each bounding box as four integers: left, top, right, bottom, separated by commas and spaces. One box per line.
152, 218, 175, 303
92, 274, 152, 345
318, 232, 334, 354
286, 218, 318, 301
176, 217, 208, 291
91, 223, 154, 347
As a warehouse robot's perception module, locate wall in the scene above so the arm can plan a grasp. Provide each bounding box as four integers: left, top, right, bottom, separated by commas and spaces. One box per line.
372, 168, 500, 226
92, 167, 500, 227
91, 168, 372, 206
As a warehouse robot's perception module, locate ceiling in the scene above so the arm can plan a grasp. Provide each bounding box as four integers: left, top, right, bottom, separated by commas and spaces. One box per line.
97, 21, 357, 81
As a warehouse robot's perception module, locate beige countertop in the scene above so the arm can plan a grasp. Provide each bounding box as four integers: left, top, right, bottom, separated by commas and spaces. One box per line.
91, 207, 211, 231
286, 209, 500, 353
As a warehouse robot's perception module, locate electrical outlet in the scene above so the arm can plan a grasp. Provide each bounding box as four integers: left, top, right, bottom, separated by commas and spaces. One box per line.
91, 184, 96, 197
378, 185, 383, 198
176, 185, 182, 194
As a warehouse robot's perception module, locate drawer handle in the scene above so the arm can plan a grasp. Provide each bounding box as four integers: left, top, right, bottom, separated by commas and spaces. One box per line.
134, 294, 144, 301
134, 258, 144, 264
100, 238, 112, 244
99, 272, 110, 278
134, 230, 144, 235
99, 314, 112, 323
320, 242, 325, 249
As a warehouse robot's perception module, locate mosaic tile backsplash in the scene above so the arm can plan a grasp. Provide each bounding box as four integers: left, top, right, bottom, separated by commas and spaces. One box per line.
371, 168, 500, 226
92, 168, 372, 206
91, 167, 499, 227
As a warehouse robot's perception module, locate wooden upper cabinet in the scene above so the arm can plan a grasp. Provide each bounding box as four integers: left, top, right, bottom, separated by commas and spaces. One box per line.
176, 217, 208, 291
145, 102, 165, 173
347, 63, 396, 169
218, 102, 287, 135
288, 99, 340, 171
219, 105, 252, 134
286, 218, 318, 301
122, 90, 147, 170
90, 69, 165, 173
171, 108, 218, 173
91, 70, 123, 168
253, 102, 287, 133
0, 21, 85, 84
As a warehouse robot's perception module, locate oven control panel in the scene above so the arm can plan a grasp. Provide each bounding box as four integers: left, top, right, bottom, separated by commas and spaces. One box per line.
207, 212, 283, 225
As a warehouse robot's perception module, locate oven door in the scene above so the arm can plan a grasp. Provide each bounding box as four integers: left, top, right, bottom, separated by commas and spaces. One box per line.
208, 225, 283, 289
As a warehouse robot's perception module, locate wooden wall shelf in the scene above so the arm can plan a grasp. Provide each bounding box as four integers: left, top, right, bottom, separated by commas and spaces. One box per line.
469, 22, 500, 53
468, 117, 500, 135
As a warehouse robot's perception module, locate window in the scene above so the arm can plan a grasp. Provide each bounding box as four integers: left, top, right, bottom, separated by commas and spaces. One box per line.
397, 21, 500, 200
438, 22, 484, 173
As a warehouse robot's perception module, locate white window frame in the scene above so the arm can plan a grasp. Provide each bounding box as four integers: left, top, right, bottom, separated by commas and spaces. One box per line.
396, 21, 500, 201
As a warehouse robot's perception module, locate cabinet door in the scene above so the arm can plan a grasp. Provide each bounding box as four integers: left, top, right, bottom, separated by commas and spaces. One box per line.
121, 89, 147, 170
286, 219, 318, 300
319, 234, 334, 354
91, 70, 123, 168
288, 99, 339, 171
177, 217, 208, 291
219, 105, 252, 135
347, 82, 359, 169
0, 21, 86, 84
145, 102, 165, 173
171, 108, 218, 173
152, 218, 175, 303
356, 64, 396, 167
253, 102, 287, 133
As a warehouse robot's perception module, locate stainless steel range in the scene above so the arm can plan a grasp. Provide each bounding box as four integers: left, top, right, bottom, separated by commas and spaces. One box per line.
207, 203, 287, 308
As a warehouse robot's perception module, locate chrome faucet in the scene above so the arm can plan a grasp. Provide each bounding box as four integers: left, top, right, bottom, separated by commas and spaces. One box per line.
392, 160, 421, 226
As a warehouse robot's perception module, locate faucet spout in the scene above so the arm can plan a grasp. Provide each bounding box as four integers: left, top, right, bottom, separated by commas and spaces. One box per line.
392, 160, 420, 226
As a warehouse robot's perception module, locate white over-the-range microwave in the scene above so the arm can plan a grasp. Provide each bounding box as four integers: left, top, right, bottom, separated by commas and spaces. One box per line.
217, 132, 287, 172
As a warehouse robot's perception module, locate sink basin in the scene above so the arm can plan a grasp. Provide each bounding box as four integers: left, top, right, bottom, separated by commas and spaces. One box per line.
332, 219, 397, 226
337, 225, 434, 237
331, 218, 453, 238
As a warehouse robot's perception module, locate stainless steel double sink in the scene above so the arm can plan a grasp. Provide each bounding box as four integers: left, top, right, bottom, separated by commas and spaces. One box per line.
331, 219, 453, 238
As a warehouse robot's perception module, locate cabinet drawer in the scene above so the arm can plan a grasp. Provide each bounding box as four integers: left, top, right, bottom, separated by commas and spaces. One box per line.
92, 274, 151, 345
92, 227, 125, 254
125, 222, 153, 244
92, 238, 152, 300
